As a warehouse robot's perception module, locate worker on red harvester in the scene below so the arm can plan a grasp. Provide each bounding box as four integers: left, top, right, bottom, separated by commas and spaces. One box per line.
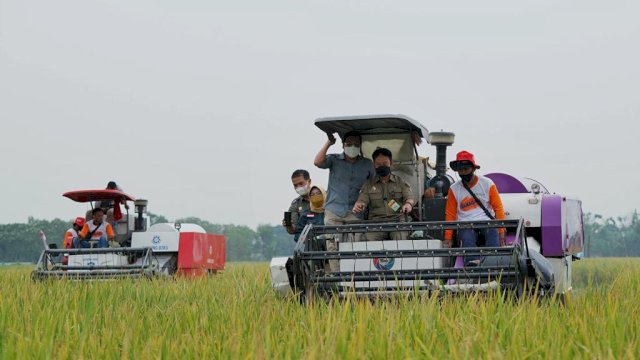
294, 185, 327, 242
63, 217, 85, 249
75, 208, 114, 248
96, 181, 129, 224
444, 151, 506, 267
282, 169, 312, 236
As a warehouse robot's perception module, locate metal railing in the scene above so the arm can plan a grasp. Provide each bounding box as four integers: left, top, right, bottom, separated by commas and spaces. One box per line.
292, 219, 528, 296
32, 247, 157, 280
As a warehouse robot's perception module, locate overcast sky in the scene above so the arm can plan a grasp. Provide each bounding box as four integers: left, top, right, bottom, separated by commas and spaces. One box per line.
1, 1, 638, 228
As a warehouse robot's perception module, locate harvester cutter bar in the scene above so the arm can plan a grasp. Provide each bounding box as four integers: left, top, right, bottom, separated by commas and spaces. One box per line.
32, 247, 156, 281
298, 246, 514, 260
32, 271, 150, 281
311, 267, 518, 282
55, 264, 150, 270
43, 247, 152, 254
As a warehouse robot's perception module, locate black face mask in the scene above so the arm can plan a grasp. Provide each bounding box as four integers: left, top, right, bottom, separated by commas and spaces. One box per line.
460, 173, 474, 183
376, 166, 391, 177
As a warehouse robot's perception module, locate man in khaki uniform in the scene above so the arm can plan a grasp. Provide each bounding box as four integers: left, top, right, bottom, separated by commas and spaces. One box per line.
352, 148, 414, 241
282, 169, 312, 235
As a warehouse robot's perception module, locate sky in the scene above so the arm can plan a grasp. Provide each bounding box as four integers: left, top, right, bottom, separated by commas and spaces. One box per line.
1, 1, 638, 228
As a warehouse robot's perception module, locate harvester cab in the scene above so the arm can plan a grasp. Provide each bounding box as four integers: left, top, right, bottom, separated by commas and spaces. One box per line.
32, 190, 226, 280
270, 114, 584, 302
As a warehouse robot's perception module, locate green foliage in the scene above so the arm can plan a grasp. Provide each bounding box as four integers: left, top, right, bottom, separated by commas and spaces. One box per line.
2, 209, 638, 263
148, 212, 168, 225
0, 217, 69, 262
585, 211, 640, 257
0, 215, 295, 263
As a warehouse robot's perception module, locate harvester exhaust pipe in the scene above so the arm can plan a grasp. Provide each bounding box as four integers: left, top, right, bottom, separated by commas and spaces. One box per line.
427, 132, 455, 197
134, 199, 148, 232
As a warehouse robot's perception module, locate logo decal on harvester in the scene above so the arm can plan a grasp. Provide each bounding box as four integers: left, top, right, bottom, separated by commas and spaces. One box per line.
373, 257, 395, 270
152, 235, 161, 244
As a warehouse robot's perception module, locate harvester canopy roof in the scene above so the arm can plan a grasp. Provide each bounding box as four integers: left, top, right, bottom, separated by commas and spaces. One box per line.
63, 189, 136, 203
314, 114, 429, 140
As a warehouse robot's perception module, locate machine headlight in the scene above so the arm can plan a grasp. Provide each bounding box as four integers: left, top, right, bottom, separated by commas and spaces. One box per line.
531, 183, 541, 194
427, 132, 455, 146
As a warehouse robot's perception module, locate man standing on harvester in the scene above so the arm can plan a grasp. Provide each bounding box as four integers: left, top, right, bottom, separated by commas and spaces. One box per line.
314, 130, 374, 270
444, 151, 506, 266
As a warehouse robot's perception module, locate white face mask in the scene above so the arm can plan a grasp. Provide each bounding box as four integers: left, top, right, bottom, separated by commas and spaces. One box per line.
295, 184, 310, 196
344, 146, 360, 158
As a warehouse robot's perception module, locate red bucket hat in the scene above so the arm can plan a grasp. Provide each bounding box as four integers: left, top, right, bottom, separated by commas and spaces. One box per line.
73, 217, 85, 227
450, 150, 481, 171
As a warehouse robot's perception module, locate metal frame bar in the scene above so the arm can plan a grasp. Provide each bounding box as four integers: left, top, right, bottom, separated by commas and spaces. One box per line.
294, 219, 528, 298
32, 247, 157, 280
299, 246, 514, 260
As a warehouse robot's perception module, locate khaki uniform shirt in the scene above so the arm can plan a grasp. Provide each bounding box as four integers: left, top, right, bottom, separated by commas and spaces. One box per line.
288, 196, 310, 231
357, 174, 414, 221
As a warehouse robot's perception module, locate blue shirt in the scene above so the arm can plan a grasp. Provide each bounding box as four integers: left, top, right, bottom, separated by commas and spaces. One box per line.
317, 153, 375, 217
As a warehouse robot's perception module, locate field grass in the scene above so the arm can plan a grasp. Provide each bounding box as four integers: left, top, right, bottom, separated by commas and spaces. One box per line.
1, 258, 639, 359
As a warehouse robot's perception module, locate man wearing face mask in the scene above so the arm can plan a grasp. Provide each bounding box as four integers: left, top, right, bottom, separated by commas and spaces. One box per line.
314, 130, 374, 270
444, 151, 506, 266
294, 185, 327, 242
283, 169, 312, 235
352, 147, 414, 241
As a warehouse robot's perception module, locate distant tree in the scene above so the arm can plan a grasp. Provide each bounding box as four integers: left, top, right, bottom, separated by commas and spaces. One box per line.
585, 211, 640, 257
8, 210, 638, 262
148, 212, 168, 225
0, 217, 69, 262
256, 224, 294, 259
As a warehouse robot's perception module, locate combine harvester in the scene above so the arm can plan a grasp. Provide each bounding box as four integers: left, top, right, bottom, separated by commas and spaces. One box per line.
270, 115, 583, 302
32, 189, 226, 280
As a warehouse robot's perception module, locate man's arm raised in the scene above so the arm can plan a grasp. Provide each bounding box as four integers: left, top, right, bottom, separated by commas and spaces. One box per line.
314, 133, 336, 168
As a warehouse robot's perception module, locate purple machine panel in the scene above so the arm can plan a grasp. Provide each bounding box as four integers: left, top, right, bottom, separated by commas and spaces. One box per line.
541, 195, 584, 256
485, 173, 528, 193
541, 195, 564, 256
483, 173, 584, 257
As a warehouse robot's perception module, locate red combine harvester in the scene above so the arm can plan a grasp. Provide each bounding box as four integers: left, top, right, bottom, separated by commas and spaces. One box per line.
32, 189, 226, 280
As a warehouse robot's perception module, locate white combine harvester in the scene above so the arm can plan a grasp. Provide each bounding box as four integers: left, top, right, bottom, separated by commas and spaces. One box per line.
270, 115, 583, 302
33, 189, 226, 280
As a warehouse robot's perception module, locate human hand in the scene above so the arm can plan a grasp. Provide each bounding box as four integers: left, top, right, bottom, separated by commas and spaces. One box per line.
423, 187, 435, 199
282, 220, 295, 234
499, 233, 506, 247
352, 202, 365, 213
401, 203, 412, 214
411, 130, 422, 145
327, 132, 336, 145
442, 239, 452, 248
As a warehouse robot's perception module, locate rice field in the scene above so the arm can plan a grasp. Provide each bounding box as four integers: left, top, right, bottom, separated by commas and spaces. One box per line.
1, 258, 639, 359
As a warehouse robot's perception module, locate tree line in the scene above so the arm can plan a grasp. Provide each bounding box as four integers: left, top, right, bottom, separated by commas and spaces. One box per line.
0, 213, 295, 263
0, 211, 638, 263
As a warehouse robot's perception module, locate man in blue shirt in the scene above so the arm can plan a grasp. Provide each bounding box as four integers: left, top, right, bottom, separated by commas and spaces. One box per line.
314, 130, 374, 271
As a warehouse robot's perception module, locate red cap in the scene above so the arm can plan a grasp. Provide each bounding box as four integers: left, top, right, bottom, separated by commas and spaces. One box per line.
73, 217, 85, 227
450, 150, 481, 171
